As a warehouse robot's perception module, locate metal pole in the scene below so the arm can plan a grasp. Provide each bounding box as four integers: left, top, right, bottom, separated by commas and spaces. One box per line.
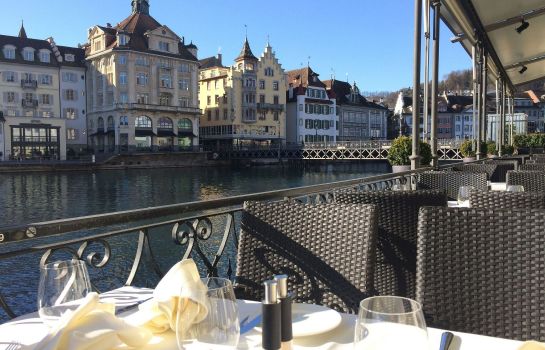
481, 51, 488, 143
508, 93, 513, 146
423, 0, 431, 143
410, 0, 423, 170
430, 0, 440, 168
499, 79, 506, 156
472, 45, 479, 158
495, 79, 500, 149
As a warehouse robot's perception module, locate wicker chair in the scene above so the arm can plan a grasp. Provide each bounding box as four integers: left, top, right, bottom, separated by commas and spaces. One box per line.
236, 200, 378, 313
416, 171, 488, 200
416, 207, 545, 341
506, 170, 545, 192
485, 160, 517, 182
469, 191, 545, 209
452, 163, 497, 180
333, 190, 447, 299
520, 164, 545, 171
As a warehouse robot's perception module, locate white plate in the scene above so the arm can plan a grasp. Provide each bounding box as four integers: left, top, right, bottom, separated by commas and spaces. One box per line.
257, 303, 342, 338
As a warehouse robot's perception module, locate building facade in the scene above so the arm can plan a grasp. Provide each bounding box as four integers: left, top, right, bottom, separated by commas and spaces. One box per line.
0, 25, 85, 160
85, 0, 200, 153
286, 67, 337, 144
198, 39, 286, 148
323, 80, 387, 141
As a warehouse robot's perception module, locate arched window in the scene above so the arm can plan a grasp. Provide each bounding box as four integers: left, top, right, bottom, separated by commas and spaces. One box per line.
107, 116, 114, 128
135, 115, 152, 128
178, 118, 192, 130
97, 117, 105, 129
158, 117, 173, 129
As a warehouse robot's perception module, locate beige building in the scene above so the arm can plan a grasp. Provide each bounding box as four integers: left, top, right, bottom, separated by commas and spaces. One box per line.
85, 0, 200, 153
198, 39, 286, 148
0, 24, 85, 161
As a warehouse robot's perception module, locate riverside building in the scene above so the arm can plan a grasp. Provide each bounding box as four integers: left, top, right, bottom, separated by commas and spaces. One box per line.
286, 67, 337, 144
198, 39, 287, 148
0, 24, 86, 161
84, 0, 200, 153
323, 79, 388, 141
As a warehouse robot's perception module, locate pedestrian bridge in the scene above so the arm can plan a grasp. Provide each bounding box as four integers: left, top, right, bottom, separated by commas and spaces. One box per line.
221, 140, 465, 161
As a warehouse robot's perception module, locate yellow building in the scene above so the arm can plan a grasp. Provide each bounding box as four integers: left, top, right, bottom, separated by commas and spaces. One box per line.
198, 39, 286, 148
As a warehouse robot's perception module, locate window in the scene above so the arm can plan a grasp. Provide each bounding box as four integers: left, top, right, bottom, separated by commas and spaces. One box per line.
135, 56, 148, 66
64, 108, 77, 119
3, 46, 15, 59
39, 94, 52, 105
159, 41, 170, 52
223, 109, 228, 120
178, 97, 189, 107
119, 116, 129, 126
179, 118, 192, 130
136, 94, 149, 104
158, 117, 173, 129
23, 49, 34, 61
274, 111, 279, 121
40, 51, 50, 63
4, 92, 17, 103
259, 80, 265, 89
265, 67, 274, 76
63, 89, 76, 101
245, 93, 255, 104
215, 110, 220, 120
118, 55, 127, 65
179, 63, 190, 72
207, 96, 212, 106
62, 72, 77, 82
94, 40, 102, 51
273, 81, 279, 90
135, 116, 152, 128
215, 95, 220, 104
259, 111, 266, 120
3, 71, 16, 82
40, 74, 52, 85
160, 74, 172, 88
273, 95, 279, 104
65, 54, 75, 62
136, 73, 148, 86
178, 79, 189, 91
207, 110, 212, 121
159, 93, 171, 106
119, 72, 128, 85
119, 93, 128, 103
67, 128, 77, 140
298, 104, 303, 111
118, 34, 128, 46
259, 95, 265, 104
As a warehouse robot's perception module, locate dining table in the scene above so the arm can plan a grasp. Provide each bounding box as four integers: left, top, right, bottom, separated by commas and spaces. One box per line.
0, 286, 524, 350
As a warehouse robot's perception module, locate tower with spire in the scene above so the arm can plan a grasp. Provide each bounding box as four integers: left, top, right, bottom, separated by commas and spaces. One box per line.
131, 0, 150, 15
18, 20, 27, 39
234, 37, 258, 72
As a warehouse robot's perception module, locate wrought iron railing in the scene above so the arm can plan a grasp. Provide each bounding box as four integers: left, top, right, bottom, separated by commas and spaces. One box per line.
0, 158, 514, 320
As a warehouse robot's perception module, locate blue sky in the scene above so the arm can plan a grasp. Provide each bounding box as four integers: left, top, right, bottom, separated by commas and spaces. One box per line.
0, 0, 471, 92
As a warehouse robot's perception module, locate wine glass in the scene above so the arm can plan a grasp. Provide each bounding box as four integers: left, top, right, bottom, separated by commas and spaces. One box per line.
38, 259, 92, 326
457, 185, 474, 207
391, 183, 410, 191
506, 185, 524, 192
354, 296, 427, 349
177, 277, 239, 350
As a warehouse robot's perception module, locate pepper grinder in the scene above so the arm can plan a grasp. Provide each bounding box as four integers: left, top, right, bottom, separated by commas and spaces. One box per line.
274, 274, 293, 350
262, 280, 281, 350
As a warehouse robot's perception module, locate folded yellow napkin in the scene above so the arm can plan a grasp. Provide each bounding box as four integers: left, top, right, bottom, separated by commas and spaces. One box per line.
35, 292, 152, 350
126, 259, 209, 337
519, 341, 545, 350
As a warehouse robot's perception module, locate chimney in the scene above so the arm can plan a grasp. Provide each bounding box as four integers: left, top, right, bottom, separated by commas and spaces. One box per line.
107, 23, 112, 28
288, 83, 294, 99
217, 53, 222, 65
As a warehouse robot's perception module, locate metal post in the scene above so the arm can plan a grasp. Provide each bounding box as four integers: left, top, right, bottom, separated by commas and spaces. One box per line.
410, 0, 423, 170
430, 0, 440, 168
481, 51, 488, 143
423, 0, 431, 143
495, 79, 500, 150
508, 94, 513, 146
472, 45, 479, 159
499, 79, 506, 156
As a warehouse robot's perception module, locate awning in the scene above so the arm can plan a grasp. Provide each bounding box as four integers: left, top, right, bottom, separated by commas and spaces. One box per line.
178, 130, 197, 137
135, 129, 156, 137
157, 129, 177, 137
441, 0, 545, 89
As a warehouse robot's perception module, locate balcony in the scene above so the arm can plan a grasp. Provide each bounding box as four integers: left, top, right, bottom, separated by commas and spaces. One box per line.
256, 103, 284, 112
115, 103, 201, 115
20, 80, 37, 89
21, 99, 38, 108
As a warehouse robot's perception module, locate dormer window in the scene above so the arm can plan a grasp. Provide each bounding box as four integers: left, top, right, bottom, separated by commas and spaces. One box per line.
159, 41, 170, 52
39, 50, 50, 63
3, 45, 15, 59
23, 48, 34, 61
65, 54, 75, 62
118, 34, 128, 46
93, 40, 102, 52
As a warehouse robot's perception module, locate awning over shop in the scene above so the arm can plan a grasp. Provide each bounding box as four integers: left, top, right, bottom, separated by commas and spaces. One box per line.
135, 129, 156, 137
157, 129, 177, 137
178, 130, 197, 137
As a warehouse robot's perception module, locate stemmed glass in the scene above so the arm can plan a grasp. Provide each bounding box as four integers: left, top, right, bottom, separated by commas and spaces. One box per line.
354, 296, 427, 349
506, 185, 524, 192
38, 259, 92, 326
176, 277, 239, 350
457, 185, 474, 207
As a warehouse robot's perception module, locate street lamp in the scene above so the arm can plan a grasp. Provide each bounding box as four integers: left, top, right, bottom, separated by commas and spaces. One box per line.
314, 119, 320, 143
0, 111, 5, 161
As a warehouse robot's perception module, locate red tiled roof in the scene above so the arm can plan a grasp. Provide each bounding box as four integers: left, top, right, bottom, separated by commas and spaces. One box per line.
286, 67, 325, 88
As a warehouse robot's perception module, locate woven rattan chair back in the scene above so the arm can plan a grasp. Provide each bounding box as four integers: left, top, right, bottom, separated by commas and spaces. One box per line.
416, 171, 487, 200
453, 164, 496, 180
333, 190, 447, 298
416, 207, 545, 341
506, 170, 545, 192
485, 160, 518, 182
520, 164, 545, 171
236, 200, 378, 313
469, 191, 545, 209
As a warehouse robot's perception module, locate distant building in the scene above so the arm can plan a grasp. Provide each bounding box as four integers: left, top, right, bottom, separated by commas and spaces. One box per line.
84, 0, 200, 153
487, 113, 528, 142
198, 39, 286, 148
0, 23, 86, 160
323, 80, 388, 140
285, 67, 337, 144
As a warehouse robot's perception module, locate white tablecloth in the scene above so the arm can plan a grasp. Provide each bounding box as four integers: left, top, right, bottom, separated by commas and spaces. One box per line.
0, 286, 523, 350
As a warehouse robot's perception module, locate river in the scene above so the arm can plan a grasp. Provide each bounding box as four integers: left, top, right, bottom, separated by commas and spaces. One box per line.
0, 162, 389, 321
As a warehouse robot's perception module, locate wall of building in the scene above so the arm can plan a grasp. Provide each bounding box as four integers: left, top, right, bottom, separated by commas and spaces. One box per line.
60, 66, 87, 154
